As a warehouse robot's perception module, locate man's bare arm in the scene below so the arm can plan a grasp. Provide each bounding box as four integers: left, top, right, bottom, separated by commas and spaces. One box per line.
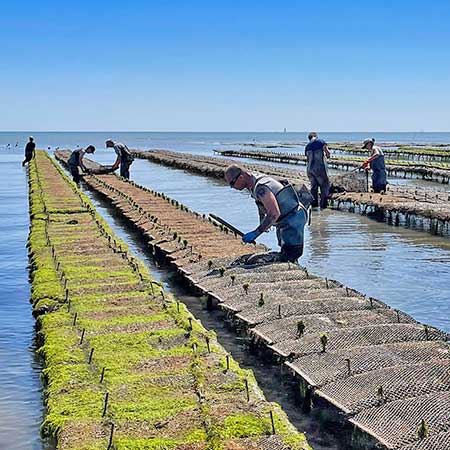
254, 186, 280, 235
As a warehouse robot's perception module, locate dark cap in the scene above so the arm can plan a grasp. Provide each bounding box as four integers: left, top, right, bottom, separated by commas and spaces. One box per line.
362, 138, 375, 149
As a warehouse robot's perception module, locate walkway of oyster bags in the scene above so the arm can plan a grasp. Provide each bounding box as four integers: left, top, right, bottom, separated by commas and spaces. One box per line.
55, 150, 450, 450
130, 149, 450, 237
214, 149, 450, 184
30, 150, 309, 450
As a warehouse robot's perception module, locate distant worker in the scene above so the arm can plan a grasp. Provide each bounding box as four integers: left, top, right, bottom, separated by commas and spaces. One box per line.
105, 139, 134, 179
304, 132, 330, 208
361, 138, 387, 193
224, 165, 307, 263
22, 136, 36, 166
67, 145, 96, 184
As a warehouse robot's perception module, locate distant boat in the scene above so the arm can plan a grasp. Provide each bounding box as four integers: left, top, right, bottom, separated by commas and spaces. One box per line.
283, 128, 287, 133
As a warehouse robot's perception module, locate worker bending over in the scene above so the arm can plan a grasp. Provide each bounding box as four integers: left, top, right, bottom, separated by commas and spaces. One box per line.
304, 132, 330, 208
67, 145, 96, 184
224, 165, 307, 263
105, 139, 134, 179
361, 138, 387, 193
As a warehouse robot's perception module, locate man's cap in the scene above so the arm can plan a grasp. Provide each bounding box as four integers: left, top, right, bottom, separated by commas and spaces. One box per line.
362, 138, 375, 148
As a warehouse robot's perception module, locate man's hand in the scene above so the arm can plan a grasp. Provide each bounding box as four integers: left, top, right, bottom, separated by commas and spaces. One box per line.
242, 231, 258, 243
361, 161, 370, 170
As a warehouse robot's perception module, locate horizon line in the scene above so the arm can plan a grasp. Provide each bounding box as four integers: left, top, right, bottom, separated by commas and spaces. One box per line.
1, 130, 449, 134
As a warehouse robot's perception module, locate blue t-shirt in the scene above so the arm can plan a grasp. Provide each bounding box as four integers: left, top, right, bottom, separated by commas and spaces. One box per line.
305, 138, 326, 155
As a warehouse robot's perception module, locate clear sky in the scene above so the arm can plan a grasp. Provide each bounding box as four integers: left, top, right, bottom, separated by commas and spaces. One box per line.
1, 0, 449, 131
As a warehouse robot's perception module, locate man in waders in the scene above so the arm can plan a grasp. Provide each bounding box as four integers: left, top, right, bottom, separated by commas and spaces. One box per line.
304, 132, 330, 208
105, 139, 134, 180
361, 138, 387, 193
67, 145, 96, 184
22, 136, 36, 166
224, 165, 307, 263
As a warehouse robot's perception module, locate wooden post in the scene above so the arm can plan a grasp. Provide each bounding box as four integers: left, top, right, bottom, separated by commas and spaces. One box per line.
345, 358, 351, 376
269, 411, 276, 434
88, 348, 94, 364
100, 367, 106, 383
102, 392, 109, 417
245, 378, 250, 402
79, 328, 85, 345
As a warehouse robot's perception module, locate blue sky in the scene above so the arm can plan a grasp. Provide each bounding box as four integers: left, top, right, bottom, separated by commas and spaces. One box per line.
1, 0, 449, 131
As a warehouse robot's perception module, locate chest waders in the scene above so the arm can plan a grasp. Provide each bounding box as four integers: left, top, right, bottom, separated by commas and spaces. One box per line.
306, 146, 330, 208
252, 176, 308, 262
117, 145, 133, 180
68, 150, 83, 184
371, 153, 387, 193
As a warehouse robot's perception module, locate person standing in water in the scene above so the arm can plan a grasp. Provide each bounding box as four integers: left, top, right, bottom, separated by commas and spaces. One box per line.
67, 145, 96, 183
105, 139, 134, 180
361, 138, 387, 193
22, 136, 36, 166
304, 132, 330, 208
224, 164, 308, 263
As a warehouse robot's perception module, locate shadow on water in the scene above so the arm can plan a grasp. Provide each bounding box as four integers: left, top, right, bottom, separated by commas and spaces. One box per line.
85, 187, 347, 450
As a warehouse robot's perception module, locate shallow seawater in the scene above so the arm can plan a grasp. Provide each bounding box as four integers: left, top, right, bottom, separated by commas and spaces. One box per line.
0, 154, 47, 450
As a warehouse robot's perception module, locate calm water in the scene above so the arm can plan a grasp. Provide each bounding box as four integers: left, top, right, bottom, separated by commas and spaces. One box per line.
0, 154, 46, 449
1, 132, 449, 449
